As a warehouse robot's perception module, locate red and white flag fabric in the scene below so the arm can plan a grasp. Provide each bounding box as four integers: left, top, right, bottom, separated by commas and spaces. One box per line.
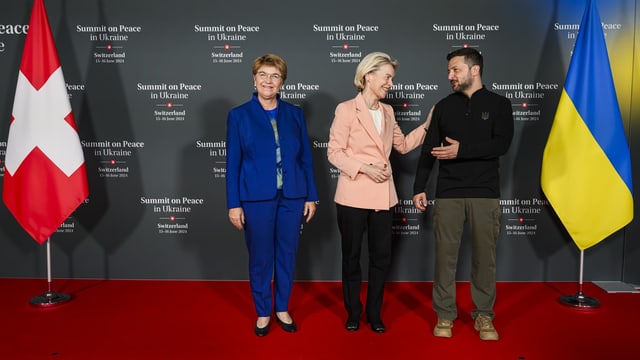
3, 0, 88, 244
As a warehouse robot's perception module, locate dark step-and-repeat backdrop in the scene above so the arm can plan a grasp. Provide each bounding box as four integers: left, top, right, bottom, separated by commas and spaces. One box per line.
0, 0, 638, 282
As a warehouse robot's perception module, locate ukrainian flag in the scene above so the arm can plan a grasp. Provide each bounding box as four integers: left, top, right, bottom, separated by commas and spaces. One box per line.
541, 0, 633, 250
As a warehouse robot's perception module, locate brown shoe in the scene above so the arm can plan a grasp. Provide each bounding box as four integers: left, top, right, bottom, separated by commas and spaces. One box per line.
474, 314, 499, 341
433, 318, 453, 338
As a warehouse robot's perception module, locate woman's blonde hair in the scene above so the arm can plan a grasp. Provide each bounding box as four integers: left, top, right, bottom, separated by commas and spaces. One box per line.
353, 52, 398, 91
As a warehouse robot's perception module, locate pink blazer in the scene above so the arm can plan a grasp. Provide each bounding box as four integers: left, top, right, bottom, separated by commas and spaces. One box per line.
328, 93, 427, 210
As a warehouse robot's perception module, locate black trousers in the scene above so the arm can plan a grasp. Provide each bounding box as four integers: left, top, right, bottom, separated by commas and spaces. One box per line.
336, 204, 392, 323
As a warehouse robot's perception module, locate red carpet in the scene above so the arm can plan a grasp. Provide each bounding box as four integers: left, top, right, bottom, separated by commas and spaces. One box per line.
0, 279, 638, 359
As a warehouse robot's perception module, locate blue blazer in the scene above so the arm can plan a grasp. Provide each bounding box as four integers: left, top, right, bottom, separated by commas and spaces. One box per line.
226, 93, 319, 209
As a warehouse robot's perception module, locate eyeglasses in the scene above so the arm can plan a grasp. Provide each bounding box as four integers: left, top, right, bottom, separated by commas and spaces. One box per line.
256, 71, 282, 81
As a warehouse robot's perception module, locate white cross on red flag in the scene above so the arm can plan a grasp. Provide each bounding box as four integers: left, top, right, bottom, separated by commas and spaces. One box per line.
3, 0, 88, 244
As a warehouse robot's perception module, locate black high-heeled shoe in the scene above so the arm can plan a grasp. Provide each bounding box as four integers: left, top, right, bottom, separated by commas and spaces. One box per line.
276, 315, 297, 333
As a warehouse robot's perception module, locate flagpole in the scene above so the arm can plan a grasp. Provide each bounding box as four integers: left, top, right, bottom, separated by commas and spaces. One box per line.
29, 238, 71, 307
559, 250, 600, 309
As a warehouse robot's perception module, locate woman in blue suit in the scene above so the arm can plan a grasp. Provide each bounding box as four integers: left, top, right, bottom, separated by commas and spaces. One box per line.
226, 54, 318, 336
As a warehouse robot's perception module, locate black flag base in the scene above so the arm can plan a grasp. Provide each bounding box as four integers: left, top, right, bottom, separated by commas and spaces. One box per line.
559, 291, 600, 309
30, 290, 71, 307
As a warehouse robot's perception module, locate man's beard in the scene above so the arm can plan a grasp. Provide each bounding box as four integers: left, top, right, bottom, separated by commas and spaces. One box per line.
452, 76, 472, 92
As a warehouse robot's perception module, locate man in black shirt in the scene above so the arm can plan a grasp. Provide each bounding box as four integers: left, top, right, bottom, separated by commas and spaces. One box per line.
413, 48, 513, 341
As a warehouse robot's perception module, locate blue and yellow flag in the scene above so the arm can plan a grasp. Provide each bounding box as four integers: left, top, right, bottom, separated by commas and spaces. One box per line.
541, 0, 633, 250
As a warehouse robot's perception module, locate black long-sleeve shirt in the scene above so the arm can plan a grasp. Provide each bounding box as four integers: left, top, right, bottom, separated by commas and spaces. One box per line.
413, 86, 514, 198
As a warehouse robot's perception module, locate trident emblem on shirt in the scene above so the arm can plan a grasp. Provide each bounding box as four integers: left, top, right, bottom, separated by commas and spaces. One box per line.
481, 112, 490, 120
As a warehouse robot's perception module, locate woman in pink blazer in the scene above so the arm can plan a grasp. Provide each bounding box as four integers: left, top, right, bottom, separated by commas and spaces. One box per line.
328, 52, 431, 333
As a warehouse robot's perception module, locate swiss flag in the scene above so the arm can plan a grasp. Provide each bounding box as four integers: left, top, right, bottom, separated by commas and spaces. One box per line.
3, 0, 88, 244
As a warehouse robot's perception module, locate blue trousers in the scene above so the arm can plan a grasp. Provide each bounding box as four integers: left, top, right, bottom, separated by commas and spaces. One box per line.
242, 191, 305, 317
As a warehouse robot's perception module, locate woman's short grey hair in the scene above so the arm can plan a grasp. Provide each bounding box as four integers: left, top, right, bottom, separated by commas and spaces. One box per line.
353, 52, 398, 91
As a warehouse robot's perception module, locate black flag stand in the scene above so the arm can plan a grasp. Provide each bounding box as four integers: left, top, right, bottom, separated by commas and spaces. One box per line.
29, 237, 71, 307
559, 250, 600, 309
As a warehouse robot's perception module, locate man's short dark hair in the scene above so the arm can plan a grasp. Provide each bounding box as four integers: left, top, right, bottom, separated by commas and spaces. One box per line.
447, 48, 483, 76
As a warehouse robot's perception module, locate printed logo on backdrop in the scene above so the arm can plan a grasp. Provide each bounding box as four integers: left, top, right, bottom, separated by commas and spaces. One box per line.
554, 20, 622, 40
280, 81, 320, 103
52, 198, 89, 235
432, 22, 501, 42
82, 139, 144, 179
77, 24, 142, 64
0, 23, 29, 55
141, 196, 205, 235
433, 22, 501, 78
195, 139, 226, 180
492, 82, 559, 122
56, 219, 78, 234
313, 24, 381, 64
387, 82, 439, 123
501, 197, 549, 237
136, 82, 203, 122
392, 198, 434, 237
194, 24, 261, 64
55, 198, 90, 235
65, 83, 85, 99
